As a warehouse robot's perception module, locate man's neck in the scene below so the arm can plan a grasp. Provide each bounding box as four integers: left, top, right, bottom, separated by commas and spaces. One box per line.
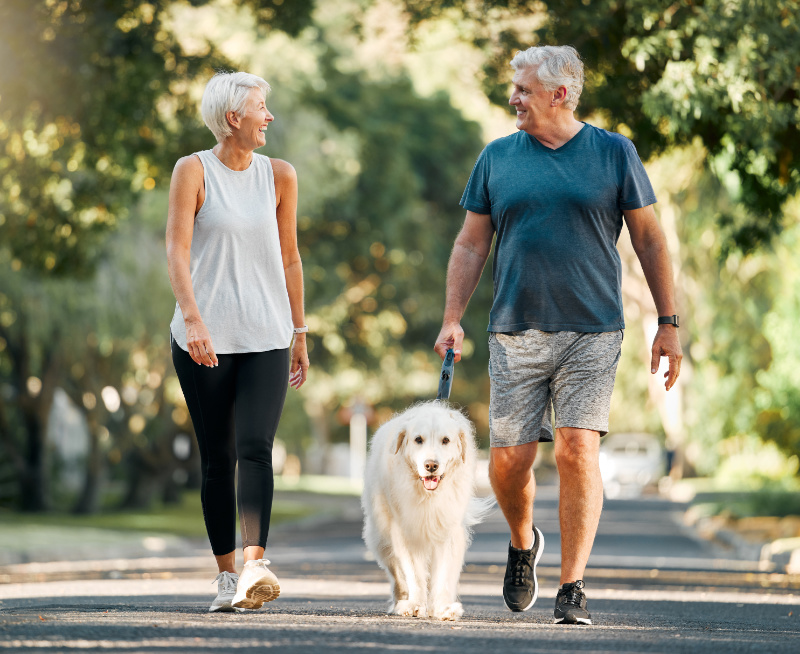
524, 116, 584, 150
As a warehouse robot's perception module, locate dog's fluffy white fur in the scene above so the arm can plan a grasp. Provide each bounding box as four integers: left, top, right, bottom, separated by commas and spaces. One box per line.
361, 401, 492, 621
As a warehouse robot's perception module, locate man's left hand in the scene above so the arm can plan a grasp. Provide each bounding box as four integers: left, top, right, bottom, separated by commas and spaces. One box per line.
650, 325, 682, 391
289, 334, 309, 389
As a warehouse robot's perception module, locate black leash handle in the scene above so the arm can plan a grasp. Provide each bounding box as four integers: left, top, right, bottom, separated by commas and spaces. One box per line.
436, 348, 455, 401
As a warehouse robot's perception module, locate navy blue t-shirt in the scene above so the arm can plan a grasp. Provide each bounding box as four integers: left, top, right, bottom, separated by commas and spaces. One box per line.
460, 123, 656, 333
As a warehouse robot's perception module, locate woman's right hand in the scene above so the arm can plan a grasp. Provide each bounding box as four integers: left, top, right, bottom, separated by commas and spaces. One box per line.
185, 318, 218, 367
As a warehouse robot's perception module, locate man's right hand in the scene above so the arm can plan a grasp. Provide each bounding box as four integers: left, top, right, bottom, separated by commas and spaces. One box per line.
434, 322, 465, 362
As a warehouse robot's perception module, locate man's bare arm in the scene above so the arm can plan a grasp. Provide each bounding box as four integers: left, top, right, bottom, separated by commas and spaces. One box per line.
434, 211, 495, 361
623, 204, 682, 390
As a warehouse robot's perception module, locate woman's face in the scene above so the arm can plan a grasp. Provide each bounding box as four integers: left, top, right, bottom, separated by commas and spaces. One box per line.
234, 86, 274, 149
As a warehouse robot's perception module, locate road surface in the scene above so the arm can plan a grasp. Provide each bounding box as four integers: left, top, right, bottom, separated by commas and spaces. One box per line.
1, 485, 798, 652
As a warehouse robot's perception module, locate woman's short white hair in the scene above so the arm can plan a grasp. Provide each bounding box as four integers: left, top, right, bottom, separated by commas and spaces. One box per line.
201, 71, 271, 143
510, 45, 584, 111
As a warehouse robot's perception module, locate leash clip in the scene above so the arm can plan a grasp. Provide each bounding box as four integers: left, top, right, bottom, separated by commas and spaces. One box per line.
436, 349, 455, 401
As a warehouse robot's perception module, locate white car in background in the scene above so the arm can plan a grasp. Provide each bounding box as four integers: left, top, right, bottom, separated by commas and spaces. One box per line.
599, 432, 665, 499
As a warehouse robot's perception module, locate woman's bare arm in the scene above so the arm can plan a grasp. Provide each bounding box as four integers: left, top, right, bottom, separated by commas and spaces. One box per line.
273, 158, 308, 389
165, 155, 218, 367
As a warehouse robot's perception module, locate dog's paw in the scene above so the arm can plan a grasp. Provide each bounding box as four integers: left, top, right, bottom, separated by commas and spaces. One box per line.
392, 600, 427, 617
433, 602, 463, 621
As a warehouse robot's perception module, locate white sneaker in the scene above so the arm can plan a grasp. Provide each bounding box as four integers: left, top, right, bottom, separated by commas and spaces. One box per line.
231, 559, 281, 610
209, 571, 242, 613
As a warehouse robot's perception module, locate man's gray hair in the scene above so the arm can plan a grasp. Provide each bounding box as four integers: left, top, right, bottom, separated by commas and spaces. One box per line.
201, 71, 271, 143
510, 46, 584, 111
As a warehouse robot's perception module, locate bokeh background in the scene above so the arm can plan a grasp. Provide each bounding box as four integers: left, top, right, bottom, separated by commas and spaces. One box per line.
1, 0, 798, 535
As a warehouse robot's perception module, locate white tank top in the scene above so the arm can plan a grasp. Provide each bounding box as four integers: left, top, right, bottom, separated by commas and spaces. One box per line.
170, 150, 293, 353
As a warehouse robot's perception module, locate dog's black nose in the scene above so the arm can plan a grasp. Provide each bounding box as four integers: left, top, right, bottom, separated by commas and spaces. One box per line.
424, 459, 439, 473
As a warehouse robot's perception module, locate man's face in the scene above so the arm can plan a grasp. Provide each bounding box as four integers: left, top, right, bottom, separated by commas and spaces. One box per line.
509, 66, 555, 133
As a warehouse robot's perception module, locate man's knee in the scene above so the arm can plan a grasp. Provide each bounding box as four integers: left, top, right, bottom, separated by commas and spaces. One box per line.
489, 442, 538, 486
555, 429, 600, 470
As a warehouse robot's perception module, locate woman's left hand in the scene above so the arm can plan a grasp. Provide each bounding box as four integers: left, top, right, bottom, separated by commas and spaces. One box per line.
289, 334, 309, 389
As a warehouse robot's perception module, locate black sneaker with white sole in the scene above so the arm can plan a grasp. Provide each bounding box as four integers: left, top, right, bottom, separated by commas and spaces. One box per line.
502, 526, 544, 612
554, 579, 592, 625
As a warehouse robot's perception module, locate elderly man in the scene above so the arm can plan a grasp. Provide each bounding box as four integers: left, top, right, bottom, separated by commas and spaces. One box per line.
434, 45, 682, 625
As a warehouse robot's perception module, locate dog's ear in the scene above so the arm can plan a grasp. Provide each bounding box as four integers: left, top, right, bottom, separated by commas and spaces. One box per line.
458, 430, 467, 463
394, 429, 406, 455
448, 410, 469, 464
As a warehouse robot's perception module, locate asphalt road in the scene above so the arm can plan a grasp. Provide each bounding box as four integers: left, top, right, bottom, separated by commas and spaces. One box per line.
1, 485, 798, 653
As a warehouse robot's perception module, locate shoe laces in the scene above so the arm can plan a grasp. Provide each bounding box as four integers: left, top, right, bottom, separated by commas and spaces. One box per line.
509, 551, 533, 587
213, 571, 238, 594
559, 580, 585, 607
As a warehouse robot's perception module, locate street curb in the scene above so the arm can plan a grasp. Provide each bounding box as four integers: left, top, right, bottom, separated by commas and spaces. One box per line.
682, 508, 800, 573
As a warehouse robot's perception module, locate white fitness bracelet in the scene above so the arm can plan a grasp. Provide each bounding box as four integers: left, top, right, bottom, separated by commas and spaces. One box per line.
293, 326, 309, 334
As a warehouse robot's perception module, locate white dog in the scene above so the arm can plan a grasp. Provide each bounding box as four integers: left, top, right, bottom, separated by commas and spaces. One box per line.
361, 401, 492, 621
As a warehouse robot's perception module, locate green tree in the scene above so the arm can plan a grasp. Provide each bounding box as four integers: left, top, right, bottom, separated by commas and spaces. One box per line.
280, 66, 489, 456
668, 160, 776, 473
402, 0, 800, 254
0, 264, 65, 510
0, 198, 194, 512
0, 0, 315, 276
0, 1, 200, 275
746, 219, 800, 461
0, 0, 315, 511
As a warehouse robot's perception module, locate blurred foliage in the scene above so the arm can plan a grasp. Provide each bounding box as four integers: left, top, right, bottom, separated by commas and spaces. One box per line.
237, 0, 315, 35
0, 0, 313, 277
402, 0, 800, 255
665, 148, 800, 474
397, 0, 800, 485
712, 435, 800, 492
0, 0, 314, 510
748, 219, 800, 457
0, 0, 206, 276
189, 3, 493, 455
1, 0, 798, 515
694, 491, 800, 520
0, 195, 194, 511
0, 0, 489, 507
296, 66, 486, 425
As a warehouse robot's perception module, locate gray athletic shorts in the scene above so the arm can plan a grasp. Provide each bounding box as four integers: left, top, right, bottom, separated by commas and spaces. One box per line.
488, 329, 623, 447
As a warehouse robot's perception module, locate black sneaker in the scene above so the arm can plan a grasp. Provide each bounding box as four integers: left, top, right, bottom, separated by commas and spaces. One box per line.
554, 579, 592, 625
502, 526, 544, 612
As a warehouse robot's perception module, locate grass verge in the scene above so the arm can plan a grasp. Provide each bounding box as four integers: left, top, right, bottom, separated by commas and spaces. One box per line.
0, 491, 317, 539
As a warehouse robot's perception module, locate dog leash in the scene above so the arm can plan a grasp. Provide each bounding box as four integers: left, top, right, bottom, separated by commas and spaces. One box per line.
436, 348, 456, 401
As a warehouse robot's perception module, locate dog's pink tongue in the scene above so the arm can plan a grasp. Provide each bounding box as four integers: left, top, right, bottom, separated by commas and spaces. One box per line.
423, 476, 439, 490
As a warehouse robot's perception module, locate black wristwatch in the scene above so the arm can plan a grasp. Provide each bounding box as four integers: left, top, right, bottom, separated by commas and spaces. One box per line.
657, 315, 679, 327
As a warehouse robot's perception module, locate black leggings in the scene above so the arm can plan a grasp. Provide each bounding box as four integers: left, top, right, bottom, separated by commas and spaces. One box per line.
171, 336, 290, 555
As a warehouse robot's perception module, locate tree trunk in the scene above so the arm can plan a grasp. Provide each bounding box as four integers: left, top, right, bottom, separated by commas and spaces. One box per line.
0, 397, 24, 506
73, 423, 104, 515
3, 313, 61, 512
120, 416, 181, 510
303, 398, 331, 474
162, 470, 182, 505
19, 409, 48, 511
119, 450, 161, 509
16, 348, 60, 512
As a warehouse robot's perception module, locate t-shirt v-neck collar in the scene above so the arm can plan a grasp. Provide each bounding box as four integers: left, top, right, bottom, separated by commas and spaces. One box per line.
524, 122, 588, 153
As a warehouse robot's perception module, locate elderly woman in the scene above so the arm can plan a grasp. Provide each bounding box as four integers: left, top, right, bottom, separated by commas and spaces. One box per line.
166, 71, 309, 613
